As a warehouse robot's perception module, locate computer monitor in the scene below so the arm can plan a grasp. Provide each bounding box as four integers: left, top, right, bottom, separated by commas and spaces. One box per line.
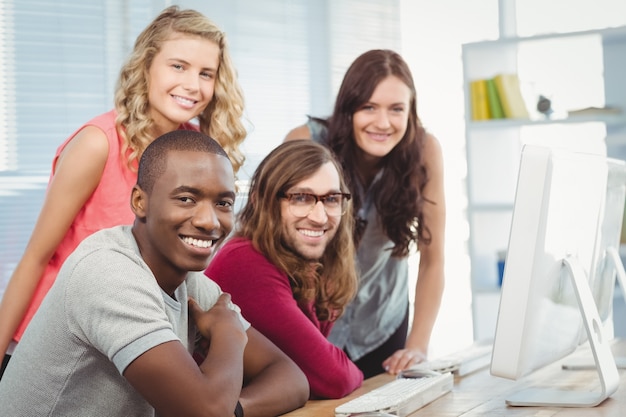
490, 144, 626, 407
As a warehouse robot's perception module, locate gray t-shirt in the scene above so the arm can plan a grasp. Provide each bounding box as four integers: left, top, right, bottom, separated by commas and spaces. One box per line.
0, 225, 249, 417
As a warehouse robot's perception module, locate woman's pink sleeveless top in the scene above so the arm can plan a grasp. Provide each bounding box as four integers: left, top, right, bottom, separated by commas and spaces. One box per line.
14, 110, 197, 341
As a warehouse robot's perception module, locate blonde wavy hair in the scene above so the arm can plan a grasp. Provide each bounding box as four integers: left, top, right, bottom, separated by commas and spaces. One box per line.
114, 5, 246, 172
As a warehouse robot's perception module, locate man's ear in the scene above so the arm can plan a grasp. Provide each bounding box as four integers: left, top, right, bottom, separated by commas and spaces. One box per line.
130, 185, 147, 219
248, 190, 257, 206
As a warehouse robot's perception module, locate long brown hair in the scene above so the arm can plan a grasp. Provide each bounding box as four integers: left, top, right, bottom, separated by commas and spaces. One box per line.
114, 5, 246, 172
237, 140, 357, 321
322, 49, 431, 257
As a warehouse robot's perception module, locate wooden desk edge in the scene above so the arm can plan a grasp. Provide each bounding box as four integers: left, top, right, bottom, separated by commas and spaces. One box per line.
280, 338, 626, 417
280, 373, 396, 416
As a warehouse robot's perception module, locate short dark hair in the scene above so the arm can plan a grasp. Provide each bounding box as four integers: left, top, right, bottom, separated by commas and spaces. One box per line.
137, 130, 229, 193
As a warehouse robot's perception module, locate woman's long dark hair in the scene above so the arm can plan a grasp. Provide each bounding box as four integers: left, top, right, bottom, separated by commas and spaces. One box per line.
322, 49, 431, 257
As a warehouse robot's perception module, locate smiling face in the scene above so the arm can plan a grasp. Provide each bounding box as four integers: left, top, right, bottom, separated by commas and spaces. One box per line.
132, 150, 235, 294
280, 161, 343, 261
352, 75, 412, 161
147, 33, 220, 134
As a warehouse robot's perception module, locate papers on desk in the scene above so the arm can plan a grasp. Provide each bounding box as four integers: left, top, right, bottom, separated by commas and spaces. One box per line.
567, 106, 622, 117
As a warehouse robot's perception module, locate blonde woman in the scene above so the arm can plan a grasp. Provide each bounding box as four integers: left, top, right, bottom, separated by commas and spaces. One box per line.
0, 5, 247, 377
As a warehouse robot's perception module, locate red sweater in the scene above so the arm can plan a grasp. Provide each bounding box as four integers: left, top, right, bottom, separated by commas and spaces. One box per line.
205, 237, 363, 399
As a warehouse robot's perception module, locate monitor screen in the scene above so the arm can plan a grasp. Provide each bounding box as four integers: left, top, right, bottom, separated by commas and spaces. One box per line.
490, 144, 625, 407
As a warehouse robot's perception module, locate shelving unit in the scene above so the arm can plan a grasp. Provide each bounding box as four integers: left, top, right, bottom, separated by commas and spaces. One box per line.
462, 25, 626, 341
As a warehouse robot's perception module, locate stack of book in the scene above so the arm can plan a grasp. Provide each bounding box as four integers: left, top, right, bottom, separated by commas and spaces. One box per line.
470, 73, 529, 121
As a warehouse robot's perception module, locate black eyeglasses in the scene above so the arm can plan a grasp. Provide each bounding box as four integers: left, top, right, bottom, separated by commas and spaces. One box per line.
279, 192, 351, 217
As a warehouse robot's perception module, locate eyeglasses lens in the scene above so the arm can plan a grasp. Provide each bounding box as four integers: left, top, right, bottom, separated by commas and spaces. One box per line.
288, 193, 346, 217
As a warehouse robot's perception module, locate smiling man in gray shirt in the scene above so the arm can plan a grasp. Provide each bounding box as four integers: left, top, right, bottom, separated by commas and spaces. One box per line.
0, 130, 308, 417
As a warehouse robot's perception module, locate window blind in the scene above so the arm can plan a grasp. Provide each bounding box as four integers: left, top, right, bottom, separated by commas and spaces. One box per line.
0, 0, 401, 297
0, 0, 159, 295
187, 0, 401, 177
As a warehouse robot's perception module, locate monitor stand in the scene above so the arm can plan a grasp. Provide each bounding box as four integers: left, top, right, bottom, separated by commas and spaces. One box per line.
506, 255, 620, 407
562, 246, 626, 369
609, 246, 626, 314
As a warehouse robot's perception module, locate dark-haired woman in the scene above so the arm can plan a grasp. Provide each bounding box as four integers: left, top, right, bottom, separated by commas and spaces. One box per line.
285, 49, 446, 379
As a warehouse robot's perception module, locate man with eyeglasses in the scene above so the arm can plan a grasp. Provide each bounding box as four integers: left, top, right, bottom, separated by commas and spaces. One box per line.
205, 140, 364, 400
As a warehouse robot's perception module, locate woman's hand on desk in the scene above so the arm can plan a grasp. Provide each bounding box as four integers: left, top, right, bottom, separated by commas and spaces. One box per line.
382, 348, 427, 375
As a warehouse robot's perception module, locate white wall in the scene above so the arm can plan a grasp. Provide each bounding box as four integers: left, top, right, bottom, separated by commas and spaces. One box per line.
399, 0, 626, 357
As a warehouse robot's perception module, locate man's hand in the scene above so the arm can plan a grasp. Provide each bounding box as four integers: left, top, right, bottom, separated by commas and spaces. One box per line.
189, 293, 247, 348
124, 293, 249, 416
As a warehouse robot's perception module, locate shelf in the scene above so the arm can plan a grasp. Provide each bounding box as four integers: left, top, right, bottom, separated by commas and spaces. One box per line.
468, 203, 514, 212
463, 25, 626, 50
472, 286, 502, 295
467, 113, 626, 130
463, 25, 626, 341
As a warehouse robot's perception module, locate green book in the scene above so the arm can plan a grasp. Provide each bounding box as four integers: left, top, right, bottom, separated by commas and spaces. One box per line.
494, 74, 530, 119
485, 78, 505, 119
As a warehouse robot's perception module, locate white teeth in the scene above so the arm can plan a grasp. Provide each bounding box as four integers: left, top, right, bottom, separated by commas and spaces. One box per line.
182, 237, 213, 248
299, 229, 324, 237
174, 95, 195, 106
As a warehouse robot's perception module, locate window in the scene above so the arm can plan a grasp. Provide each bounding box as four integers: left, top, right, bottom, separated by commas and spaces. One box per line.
187, 0, 402, 178
0, 0, 402, 297
2, 2, 98, 289
0, 0, 161, 294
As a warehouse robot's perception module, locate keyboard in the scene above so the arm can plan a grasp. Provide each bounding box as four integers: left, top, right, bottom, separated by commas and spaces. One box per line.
334, 371, 453, 417
411, 340, 492, 376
